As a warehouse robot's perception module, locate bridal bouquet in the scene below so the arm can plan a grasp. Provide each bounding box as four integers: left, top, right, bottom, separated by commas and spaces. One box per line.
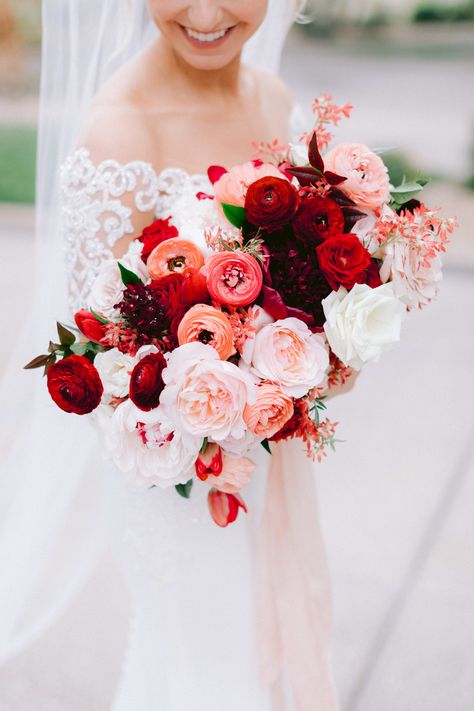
26, 95, 456, 527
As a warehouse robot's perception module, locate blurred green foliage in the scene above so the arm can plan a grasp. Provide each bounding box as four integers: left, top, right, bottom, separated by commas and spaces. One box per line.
0, 126, 37, 204
413, 0, 474, 22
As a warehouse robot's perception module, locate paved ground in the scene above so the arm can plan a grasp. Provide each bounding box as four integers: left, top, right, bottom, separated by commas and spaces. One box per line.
1, 29, 473, 711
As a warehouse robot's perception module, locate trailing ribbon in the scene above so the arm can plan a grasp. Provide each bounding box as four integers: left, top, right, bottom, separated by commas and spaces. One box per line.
258, 438, 340, 711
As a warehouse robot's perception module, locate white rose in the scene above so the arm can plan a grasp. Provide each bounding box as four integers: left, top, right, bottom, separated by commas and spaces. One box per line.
89, 241, 149, 317
94, 344, 158, 401
288, 141, 309, 167
380, 240, 442, 311
250, 317, 329, 398
105, 400, 201, 488
322, 283, 405, 370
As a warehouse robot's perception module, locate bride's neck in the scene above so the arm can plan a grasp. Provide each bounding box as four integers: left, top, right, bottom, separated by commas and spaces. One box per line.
145, 37, 246, 103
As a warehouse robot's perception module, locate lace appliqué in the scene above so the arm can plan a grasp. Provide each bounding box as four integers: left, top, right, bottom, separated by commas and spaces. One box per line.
60, 148, 161, 313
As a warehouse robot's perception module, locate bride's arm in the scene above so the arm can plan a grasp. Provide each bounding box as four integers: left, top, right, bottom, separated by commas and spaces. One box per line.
325, 370, 359, 400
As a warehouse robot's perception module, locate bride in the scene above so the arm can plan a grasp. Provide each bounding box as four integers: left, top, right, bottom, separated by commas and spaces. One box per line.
0, 1, 348, 709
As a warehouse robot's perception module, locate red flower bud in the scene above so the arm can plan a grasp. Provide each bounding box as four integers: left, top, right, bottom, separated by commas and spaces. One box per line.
138, 218, 179, 261
195, 443, 223, 481
129, 352, 167, 411
207, 489, 247, 528
74, 309, 107, 344
180, 267, 210, 306
46, 355, 103, 415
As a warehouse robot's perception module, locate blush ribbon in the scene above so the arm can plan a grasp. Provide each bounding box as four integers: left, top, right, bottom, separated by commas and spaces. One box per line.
257, 438, 340, 710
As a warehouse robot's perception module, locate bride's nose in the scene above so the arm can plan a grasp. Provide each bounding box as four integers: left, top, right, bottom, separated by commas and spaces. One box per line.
186, 0, 225, 31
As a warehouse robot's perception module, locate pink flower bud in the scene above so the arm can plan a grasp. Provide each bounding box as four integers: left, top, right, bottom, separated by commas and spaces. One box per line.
207, 489, 248, 528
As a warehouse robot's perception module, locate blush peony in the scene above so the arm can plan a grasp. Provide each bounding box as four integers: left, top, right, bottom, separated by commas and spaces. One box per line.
177, 304, 235, 360
324, 143, 390, 210
243, 383, 294, 439
204, 251, 263, 307
249, 317, 330, 397
160, 342, 256, 442
322, 283, 405, 370
380, 240, 442, 311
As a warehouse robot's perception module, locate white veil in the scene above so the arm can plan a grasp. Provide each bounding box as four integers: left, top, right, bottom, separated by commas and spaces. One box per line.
0, 0, 298, 666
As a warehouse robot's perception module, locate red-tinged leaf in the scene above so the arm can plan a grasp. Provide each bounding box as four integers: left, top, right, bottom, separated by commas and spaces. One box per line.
343, 207, 367, 230
286, 166, 322, 187
329, 187, 357, 207
207, 165, 227, 184
308, 131, 325, 173
57, 322, 75, 347
324, 171, 347, 186
24, 354, 51, 370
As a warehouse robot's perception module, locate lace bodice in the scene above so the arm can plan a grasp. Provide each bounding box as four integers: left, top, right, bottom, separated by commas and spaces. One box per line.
60, 152, 214, 312
60, 104, 307, 313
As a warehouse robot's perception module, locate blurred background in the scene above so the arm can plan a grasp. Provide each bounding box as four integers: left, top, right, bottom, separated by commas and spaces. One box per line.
0, 1, 473, 710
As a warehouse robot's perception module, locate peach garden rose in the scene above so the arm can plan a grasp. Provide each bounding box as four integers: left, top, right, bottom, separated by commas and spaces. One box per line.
324, 143, 390, 210
243, 382, 294, 439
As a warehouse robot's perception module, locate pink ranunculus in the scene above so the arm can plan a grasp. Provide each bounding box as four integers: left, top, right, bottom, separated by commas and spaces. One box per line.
243, 382, 294, 439
324, 143, 390, 210
250, 317, 330, 398
177, 304, 235, 360
160, 342, 256, 442
213, 161, 288, 208
206, 453, 256, 494
204, 251, 263, 307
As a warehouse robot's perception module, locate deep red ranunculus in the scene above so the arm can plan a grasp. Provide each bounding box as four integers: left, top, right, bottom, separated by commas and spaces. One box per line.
316, 234, 373, 290
291, 195, 345, 244
245, 176, 300, 230
74, 309, 107, 344
46, 355, 103, 415
129, 352, 167, 411
207, 489, 248, 527
149, 273, 187, 338
138, 218, 179, 261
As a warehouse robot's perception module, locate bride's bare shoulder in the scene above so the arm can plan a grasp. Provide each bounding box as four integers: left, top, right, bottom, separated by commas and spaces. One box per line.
250, 64, 294, 114
75, 58, 159, 166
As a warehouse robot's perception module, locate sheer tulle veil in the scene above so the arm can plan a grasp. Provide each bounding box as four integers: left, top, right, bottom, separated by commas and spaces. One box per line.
0, 0, 301, 666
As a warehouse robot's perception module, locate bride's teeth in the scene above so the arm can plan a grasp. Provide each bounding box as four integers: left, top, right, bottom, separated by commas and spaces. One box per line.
185, 27, 228, 42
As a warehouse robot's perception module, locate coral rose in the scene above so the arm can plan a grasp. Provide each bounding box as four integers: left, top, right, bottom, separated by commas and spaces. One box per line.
160, 342, 256, 442
244, 176, 300, 230
147, 238, 204, 280
291, 195, 345, 244
177, 304, 235, 360
138, 217, 179, 261
250, 317, 329, 398
129, 352, 167, 411
207, 489, 247, 527
204, 251, 263, 307
323, 143, 390, 210
316, 234, 373, 290
243, 383, 294, 439
213, 161, 287, 208
47, 355, 103, 415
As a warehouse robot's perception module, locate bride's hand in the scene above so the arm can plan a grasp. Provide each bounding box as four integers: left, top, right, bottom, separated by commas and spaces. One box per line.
325, 370, 359, 400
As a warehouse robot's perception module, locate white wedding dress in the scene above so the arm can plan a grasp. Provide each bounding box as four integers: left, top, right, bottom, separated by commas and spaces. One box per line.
58, 106, 336, 711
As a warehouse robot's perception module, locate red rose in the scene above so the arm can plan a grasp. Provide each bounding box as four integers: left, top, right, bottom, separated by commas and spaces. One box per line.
139, 218, 179, 261
245, 177, 300, 230
292, 195, 345, 244
129, 352, 167, 411
207, 489, 247, 527
74, 309, 107, 344
316, 234, 373, 290
366, 260, 383, 288
46, 355, 103, 415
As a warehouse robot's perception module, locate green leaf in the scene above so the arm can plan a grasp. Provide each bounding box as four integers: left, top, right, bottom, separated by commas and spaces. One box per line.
57, 322, 76, 347
118, 262, 143, 286
200, 437, 209, 455
222, 203, 247, 229
70, 342, 89, 356
24, 354, 51, 370
175, 480, 194, 499
90, 309, 110, 324
390, 176, 430, 205
261, 439, 272, 454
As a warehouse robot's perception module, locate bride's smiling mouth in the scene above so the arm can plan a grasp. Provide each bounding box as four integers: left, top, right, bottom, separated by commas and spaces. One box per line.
178, 23, 237, 49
